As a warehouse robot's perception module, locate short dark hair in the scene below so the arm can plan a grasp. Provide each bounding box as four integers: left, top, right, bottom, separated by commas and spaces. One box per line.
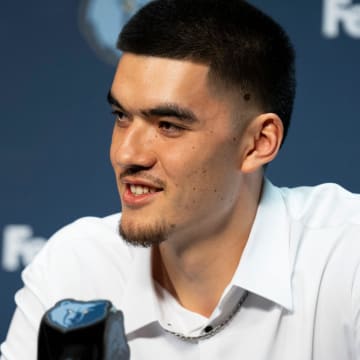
117, 0, 296, 144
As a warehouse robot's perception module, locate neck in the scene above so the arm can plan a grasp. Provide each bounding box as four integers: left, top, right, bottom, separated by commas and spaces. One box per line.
153, 174, 263, 317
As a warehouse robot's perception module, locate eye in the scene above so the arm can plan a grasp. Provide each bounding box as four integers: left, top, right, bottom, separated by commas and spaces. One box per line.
111, 110, 125, 119
111, 110, 130, 127
158, 121, 184, 136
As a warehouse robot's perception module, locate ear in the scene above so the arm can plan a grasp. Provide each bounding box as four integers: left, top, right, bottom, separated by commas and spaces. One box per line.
240, 113, 284, 173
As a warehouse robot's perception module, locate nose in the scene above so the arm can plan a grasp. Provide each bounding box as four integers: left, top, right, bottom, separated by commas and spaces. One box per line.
110, 118, 157, 170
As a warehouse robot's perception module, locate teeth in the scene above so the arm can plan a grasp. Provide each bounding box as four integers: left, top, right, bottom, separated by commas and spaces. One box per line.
130, 184, 155, 196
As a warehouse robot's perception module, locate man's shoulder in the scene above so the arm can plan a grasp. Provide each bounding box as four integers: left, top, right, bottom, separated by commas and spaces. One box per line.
43, 213, 126, 253
273, 183, 360, 306
20, 213, 135, 306
277, 182, 360, 228
40, 213, 131, 262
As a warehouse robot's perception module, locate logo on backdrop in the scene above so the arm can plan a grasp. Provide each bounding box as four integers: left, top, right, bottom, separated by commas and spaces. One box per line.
79, 0, 150, 66
1, 225, 46, 272
323, 0, 360, 38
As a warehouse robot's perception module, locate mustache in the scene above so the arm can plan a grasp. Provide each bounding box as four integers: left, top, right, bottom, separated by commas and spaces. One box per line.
119, 166, 166, 189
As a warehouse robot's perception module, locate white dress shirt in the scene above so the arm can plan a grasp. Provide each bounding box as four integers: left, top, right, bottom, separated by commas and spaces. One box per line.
2, 179, 360, 359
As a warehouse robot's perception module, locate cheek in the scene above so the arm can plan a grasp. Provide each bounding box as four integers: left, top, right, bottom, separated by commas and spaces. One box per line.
167, 142, 238, 200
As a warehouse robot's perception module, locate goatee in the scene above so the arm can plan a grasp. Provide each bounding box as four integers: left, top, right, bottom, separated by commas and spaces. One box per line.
119, 220, 171, 247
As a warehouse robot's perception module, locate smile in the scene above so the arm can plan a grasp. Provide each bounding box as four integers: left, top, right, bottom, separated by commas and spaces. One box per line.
120, 177, 164, 207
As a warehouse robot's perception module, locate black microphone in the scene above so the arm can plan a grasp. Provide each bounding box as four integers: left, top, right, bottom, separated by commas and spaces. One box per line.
37, 299, 130, 360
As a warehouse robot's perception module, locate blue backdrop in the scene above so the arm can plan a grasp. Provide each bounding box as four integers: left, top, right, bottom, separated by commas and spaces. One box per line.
1, 0, 359, 342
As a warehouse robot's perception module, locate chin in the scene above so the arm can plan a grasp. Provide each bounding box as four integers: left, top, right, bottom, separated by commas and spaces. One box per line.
118, 216, 170, 248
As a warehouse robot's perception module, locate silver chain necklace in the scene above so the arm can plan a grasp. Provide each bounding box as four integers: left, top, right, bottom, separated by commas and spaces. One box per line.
163, 291, 249, 343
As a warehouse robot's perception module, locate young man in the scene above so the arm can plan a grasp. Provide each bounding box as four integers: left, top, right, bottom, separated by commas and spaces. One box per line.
2, 0, 360, 359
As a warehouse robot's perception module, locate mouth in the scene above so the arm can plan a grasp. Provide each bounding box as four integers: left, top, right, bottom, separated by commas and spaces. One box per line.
121, 179, 164, 207
128, 183, 162, 196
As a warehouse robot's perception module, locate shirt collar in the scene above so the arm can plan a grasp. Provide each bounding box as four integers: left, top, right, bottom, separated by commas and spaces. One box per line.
232, 178, 293, 311
121, 178, 293, 334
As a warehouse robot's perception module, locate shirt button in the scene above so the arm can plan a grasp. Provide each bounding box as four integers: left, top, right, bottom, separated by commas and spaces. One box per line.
204, 325, 213, 333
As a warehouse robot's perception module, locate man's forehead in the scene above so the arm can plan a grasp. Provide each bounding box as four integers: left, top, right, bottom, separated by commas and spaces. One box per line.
111, 53, 214, 106
114, 53, 210, 84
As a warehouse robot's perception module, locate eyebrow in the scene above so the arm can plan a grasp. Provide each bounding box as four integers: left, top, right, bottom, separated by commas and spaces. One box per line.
107, 91, 126, 112
107, 90, 198, 124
